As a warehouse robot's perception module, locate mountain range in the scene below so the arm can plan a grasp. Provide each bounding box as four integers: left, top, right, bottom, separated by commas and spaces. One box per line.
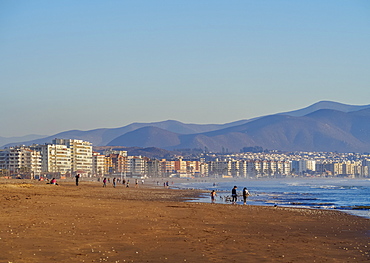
3, 101, 370, 153
0, 134, 47, 148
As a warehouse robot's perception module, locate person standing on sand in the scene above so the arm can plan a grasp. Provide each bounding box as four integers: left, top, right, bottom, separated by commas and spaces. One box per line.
231, 186, 238, 204
113, 177, 116, 188
242, 187, 250, 205
211, 190, 217, 203
75, 174, 80, 186
103, 177, 107, 187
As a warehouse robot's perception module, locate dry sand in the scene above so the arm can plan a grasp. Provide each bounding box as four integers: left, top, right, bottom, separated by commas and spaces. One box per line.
0, 179, 369, 262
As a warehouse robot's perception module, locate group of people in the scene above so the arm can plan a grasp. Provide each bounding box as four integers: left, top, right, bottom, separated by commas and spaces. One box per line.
101, 177, 144, 188
46, 174, 81, 186
103, 177, 124, 187
45, 175, 147, 189
211, 185, 250, 205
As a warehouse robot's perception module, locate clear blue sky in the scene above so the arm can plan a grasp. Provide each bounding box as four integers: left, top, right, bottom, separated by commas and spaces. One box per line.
1, 0, 370, 137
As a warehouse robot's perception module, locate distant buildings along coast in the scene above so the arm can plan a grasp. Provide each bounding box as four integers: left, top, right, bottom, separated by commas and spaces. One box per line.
0, 138, 369, 179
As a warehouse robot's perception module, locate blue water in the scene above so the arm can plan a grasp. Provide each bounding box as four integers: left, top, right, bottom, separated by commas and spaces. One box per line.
176, 178, 370, 219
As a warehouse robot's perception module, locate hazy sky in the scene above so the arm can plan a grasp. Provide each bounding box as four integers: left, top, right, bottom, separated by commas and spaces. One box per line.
1, 1, 370, 137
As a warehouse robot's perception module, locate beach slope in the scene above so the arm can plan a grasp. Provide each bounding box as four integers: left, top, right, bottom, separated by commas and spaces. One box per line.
0, 180, 369, 262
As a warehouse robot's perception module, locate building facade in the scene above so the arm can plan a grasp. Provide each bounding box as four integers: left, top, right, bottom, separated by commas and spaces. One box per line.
53, 139, 92, 176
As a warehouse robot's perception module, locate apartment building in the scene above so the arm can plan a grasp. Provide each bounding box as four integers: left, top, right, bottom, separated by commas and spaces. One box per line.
31, 144, 71, 175
160, 159, 176, 177
0, 147, 42, 177
127, 156, 146, 176
147, 159, 160, 177
0, 150, 6, 171
291, 159, 316, 174
185, 160, 201, 176
228, 160, 238, 177
174, 157, 187, 175
106, 153, 128, 174
53, 139, 92, 175
353, 165, 369, 178
92, 151, 105, 177
199, 162, 208, 177
208, 159, 231, 177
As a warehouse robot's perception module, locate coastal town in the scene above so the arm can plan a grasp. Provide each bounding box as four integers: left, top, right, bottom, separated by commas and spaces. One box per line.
1, 138, 369, 179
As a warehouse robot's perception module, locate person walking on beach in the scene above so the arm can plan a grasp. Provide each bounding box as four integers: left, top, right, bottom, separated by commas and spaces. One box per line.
231, 186, 238, 204
242, 187, 250, 205
211, 190, 217, 204
103, 177, 107, 187
113, 177, 116, 188
75, 174, 80, 186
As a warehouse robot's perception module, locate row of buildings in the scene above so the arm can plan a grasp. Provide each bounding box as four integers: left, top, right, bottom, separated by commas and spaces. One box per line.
1, 139, 370, 178
0, 139, 93, 178
0, 139, 206, 178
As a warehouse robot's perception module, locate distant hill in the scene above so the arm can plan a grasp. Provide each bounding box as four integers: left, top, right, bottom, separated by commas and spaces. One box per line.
93, 146, 180, 159
108, 108, 370, 153
3, 101, 370, 153
187, 109, 370, 152
2, 120, 238, 147
0, 134, 47, 148
108, 126, 181, 148
278, 101, 370, 117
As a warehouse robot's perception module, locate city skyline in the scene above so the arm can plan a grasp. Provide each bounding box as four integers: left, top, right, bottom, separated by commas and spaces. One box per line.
1, 1, 370, 137
2, 138, 370, 179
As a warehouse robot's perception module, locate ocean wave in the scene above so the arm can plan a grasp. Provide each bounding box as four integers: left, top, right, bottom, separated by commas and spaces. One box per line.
179, 178, 370, 219
338, 205, 370, 211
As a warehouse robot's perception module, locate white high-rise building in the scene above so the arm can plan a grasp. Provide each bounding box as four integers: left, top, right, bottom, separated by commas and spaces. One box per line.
0, 147, 42, 177
53, 139, 93, 176
31, 144, 71, 175
92, 151, 105, 177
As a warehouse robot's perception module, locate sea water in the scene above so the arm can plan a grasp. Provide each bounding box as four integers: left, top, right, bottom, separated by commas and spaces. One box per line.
176, 178, 370, 219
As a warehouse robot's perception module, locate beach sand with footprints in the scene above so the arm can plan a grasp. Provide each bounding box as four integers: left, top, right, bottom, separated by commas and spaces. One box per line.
0, 179, 369, 262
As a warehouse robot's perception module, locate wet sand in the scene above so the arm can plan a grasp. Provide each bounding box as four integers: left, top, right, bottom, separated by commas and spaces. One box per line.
0, 179, 369, 262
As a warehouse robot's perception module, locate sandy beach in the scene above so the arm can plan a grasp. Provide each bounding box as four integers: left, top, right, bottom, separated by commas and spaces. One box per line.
0, 179, 369, 262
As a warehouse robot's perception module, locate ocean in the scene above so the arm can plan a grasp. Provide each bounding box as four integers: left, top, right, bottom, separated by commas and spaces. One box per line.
176, 177, 370, 219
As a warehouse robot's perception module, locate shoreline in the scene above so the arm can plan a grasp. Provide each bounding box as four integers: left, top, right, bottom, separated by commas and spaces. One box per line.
169, 177, 370, 219
1, 179, 369, 262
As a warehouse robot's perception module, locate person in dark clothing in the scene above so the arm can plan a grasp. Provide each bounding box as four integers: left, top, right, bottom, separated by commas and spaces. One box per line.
211, 190, 217, 203
231, 186, 238, 204
75, 174, 80, 186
